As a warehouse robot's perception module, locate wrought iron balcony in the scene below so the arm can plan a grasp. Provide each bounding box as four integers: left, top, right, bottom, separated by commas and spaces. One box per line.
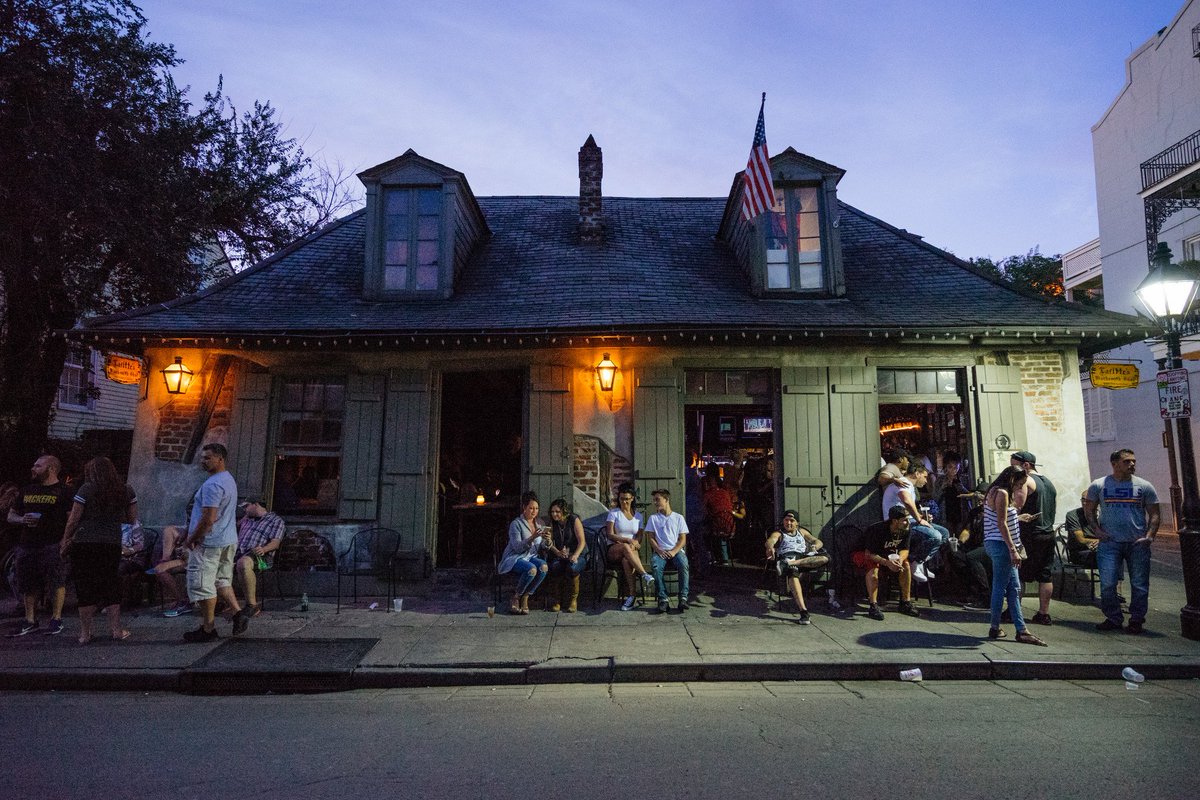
1141, 129, 1200, 193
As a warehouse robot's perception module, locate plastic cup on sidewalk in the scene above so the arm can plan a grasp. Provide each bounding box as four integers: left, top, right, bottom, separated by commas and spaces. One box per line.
900, 668, 923, 682
487, 606, 495, 618
392, 598, 403, 612
1121, 667, 1144, 683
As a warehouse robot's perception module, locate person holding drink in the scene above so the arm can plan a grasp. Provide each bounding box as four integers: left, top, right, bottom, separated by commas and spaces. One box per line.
498, 491, 549, 615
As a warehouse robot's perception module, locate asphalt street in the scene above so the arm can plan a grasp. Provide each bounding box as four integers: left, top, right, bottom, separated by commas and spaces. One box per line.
4, 680, 1198, 799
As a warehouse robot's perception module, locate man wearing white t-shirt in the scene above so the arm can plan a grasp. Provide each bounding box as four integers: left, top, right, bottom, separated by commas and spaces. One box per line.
646, 489, 690, 614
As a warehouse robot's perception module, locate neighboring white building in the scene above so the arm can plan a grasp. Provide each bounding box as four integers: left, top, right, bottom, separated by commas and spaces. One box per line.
48, 347, 140, 441
1077, 0, 1200, 526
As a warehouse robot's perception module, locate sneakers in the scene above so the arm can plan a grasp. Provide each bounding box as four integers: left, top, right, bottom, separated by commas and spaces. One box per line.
898, 601, 920, 618
1030, 612, 1053, 626
620, 596, 635, 611
9, 620, 40, 637
640, 572, 655, 587
797, 610, 811, 625
911, 563, 928, 583
1126, 620, 1145, 635
1096, 619, 1123, 632
677, 600, 689, 613
182, 626, 220, 643
231, 607, 252, 636
43, 618, 64, 635
653, 602, 669, 615
867, 604, 885, 621
163, 601, 194, 618
1015, 631, 1049, 647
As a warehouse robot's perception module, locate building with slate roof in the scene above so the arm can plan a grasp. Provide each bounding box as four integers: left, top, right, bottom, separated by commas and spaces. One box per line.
75, 137, 1153, 578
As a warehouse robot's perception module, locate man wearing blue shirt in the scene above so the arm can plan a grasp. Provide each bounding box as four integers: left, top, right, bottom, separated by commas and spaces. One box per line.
1084, 448, 1160, 635
182, 443, 248, 642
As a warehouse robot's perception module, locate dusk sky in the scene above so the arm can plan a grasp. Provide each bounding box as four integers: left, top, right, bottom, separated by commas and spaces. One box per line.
140, 0, 1186, 262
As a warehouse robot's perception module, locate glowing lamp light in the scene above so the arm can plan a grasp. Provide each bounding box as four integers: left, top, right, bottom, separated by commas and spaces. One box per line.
161, 356, 195, 395
475, 493, 486, 506
1135, 243, 1200, 324
595, 353, 618, 391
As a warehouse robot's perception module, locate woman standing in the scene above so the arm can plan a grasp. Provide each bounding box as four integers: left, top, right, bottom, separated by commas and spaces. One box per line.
983, 466, 1047, 646
497, 491, 549, 615
544, 498, 588, 612
605, 483, 655, 611
60, 457, 137, 644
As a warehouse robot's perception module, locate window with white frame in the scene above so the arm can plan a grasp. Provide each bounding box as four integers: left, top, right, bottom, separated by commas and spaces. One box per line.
1083, 386, 1115, 442
57, 349, 96, 411
382, 187, 441, 292
1184, 234, 1200, 263
765, 185, 823, 291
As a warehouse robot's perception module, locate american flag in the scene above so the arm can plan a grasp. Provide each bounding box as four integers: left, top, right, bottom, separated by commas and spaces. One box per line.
740, 94, 774, 221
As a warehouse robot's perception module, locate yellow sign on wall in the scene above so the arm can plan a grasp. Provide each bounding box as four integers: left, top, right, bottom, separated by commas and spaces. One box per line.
1089, 362, 1139, 390
104, 354, 143, 385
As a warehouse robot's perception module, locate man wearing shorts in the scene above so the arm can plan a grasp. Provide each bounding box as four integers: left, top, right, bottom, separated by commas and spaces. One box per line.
764, 510, 828, 625
6, 455, 73, 637
853, 505, 920, 620
182, 443, 248, 642
1012, 451, 1057, 626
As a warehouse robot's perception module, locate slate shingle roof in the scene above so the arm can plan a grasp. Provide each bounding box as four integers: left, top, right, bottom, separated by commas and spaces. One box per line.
78, 195, 1152, 352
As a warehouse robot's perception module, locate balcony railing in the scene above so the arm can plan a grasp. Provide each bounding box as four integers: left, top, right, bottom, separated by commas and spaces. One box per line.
1141, 129, 1200, 192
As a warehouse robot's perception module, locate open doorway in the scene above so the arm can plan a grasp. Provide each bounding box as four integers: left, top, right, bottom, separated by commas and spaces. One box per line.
436, 369, 523, 567
685, 405, 776, 566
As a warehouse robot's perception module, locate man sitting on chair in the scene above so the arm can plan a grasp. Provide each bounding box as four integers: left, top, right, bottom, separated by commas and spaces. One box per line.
853, 505, 921, 620
233, 499, 285, 617
763, 510, 828, 625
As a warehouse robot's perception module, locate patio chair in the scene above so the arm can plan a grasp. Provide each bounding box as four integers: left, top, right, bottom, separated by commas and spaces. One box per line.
1056, 524, 1099, 600
269, 528, 336, 603
336, 527, 402, 613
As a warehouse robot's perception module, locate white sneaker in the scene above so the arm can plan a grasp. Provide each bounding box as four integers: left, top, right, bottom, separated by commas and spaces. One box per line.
620, 596, 635, 611
912, 563, 928, 583
640, 572, 655, 586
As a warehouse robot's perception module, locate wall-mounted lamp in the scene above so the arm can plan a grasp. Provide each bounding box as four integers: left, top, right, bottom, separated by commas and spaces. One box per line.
475, 493, 486, 506
161, 356, 195, 395
595, 353, 618, 391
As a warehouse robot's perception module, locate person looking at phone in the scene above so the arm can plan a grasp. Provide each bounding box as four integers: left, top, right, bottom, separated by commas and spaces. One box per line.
498, 491, 549, 615
1010, 451, 1057, 626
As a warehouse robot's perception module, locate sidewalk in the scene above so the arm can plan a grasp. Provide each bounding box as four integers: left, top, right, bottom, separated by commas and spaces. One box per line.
3, 539, 1199, 693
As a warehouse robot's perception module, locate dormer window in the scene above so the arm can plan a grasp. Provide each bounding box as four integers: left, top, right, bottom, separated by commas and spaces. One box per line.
765, 185, 823, 290
383, 187, 441, 292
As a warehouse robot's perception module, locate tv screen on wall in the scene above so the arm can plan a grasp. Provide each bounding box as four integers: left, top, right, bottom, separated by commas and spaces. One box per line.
743, 417, 773, 434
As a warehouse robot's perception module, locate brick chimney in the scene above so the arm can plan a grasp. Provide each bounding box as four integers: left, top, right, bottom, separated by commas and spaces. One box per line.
578, 135, 603, 244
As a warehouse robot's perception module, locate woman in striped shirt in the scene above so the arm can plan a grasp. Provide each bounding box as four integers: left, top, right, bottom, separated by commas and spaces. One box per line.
983, 466, 1047, 646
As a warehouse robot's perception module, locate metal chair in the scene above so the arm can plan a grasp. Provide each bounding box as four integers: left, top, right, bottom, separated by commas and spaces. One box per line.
590, 528, 648, 608
270, 528, 335, 603
1055, 524, 1100, 600
336, 527, 401, 613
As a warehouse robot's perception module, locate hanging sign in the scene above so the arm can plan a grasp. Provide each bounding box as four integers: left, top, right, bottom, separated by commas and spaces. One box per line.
104, 354, 143, 385
1090, 362, 1139, 390
1157, 368, 1191, 419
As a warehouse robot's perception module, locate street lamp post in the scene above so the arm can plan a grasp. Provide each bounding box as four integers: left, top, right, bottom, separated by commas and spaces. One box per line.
1135, 242, 1200, 640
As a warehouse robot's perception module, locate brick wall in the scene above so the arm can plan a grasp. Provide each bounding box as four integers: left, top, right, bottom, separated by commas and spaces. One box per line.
573, 434, 632, 506
1011, 351, 1065, 433
154, 358, 238, 462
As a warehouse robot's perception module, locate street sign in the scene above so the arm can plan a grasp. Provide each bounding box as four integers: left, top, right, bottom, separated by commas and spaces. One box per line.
1089, 362, 1139, 389
104, 354, 142, 385
1157, 368, 1191, 419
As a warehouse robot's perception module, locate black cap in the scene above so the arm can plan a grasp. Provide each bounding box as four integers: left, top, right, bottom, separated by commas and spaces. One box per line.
887, 504, 909, 521
1011, 450, 1037, 466
782, 509, 800, 522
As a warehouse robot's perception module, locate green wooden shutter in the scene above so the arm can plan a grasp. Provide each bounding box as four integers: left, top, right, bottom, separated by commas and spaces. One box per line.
632, 366, 683, 512
829, 366, 882, 530
338, 373, 385, 520
380, 368, 436, 553
971, 363, 1028, 483
227, 371, 271, 501
526, 365, 574, 506
780, 367, 832, 536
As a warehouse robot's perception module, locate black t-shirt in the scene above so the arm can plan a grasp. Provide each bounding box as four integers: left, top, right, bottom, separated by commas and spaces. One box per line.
1063, 507, 1092, 555
863, 520, 911, 558
960, 505, 985, 550
1019, 473, 1057, 536
13, 481, 73, 547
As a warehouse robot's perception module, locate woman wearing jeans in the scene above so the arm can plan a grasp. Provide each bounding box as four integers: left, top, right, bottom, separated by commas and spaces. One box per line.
983, 466, 1047, 646
498, 492, 549, 615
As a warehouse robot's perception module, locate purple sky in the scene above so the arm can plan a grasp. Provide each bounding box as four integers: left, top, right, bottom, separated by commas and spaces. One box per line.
140, 0, 1186, 261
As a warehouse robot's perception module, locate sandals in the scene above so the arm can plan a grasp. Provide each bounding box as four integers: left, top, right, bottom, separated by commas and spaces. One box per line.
987, 627, 1007, 640
1015, 631, 1048, 647
112, 630, 131, 641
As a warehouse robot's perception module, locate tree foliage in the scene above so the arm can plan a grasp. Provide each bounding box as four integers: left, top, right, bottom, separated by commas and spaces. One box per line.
0, 0, 355, 482
969, 248, 1074, 303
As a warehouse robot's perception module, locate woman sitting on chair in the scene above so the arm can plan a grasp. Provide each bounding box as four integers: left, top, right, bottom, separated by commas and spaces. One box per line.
605, 483, 655, 611
763, 510, 828, 625
498, 491, 549, 615
544, 498, 588, 612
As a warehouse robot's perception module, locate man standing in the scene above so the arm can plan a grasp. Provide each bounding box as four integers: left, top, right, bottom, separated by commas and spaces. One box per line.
646, 489, 690, 614
182, 443, 249, 642
6, 455, 73, 636
852, 505, 920, 620
1085, 448, 1160, 634
1011, 451, 1057, 626
233, 499, 285, 617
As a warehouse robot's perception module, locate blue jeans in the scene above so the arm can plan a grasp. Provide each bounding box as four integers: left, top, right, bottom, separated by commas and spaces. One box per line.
909, 523, 949, 566
984, 539, 1026, 632
547, 554, 588, 579
510, 557, 547, 595
1097, 540, 1151, 624
651, 551, 690, 604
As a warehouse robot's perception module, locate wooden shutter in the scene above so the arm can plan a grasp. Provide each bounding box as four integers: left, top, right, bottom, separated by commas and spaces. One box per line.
525, 365, 574, 506
780, 367, 832, 536
380, 369, 436, 553
227, 371, 271, 501
339, 373, 386, 520
829, 365, 882, 530
632, 366, 683, 511
971, 363, 1028, 483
